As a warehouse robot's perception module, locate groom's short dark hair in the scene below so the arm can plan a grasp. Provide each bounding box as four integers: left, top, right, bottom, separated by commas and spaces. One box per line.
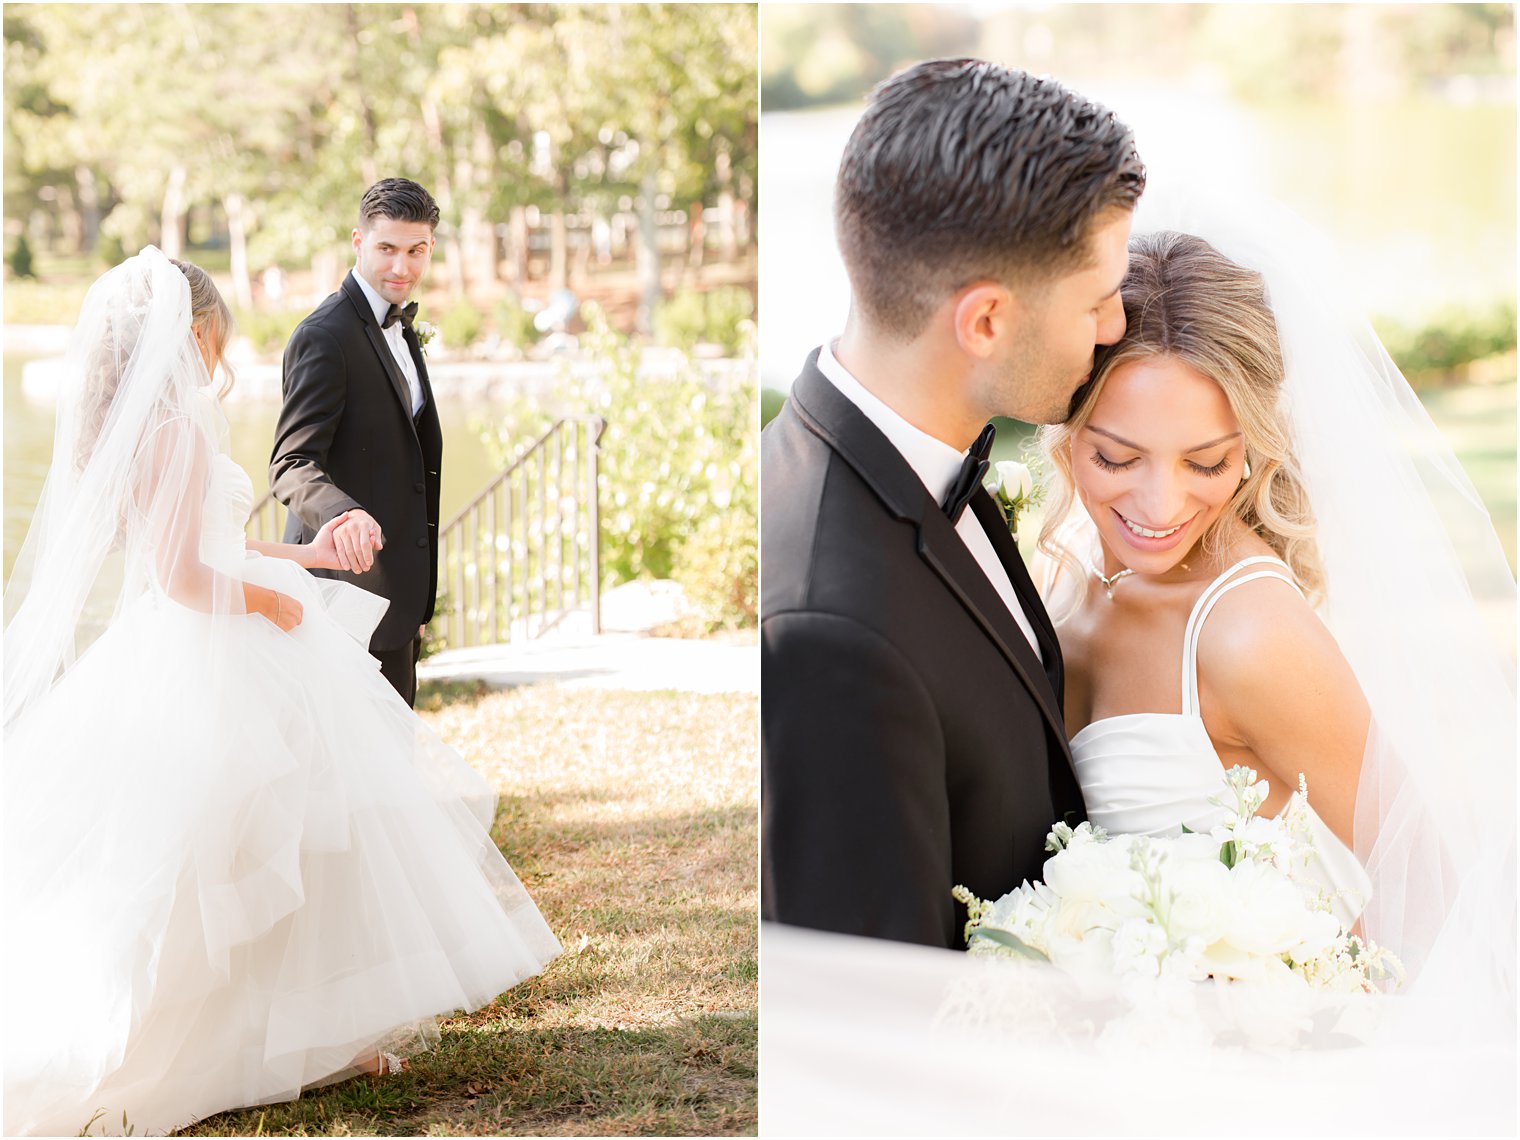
836, 59, 1145, 338
359, 178, 441, 231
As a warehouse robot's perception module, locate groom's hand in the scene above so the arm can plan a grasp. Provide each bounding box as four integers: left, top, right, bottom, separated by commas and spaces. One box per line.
330, 508, 385, 574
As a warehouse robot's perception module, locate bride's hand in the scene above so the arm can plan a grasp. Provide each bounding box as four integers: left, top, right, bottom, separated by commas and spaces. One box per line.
308, 511, 351, 571
258, 587, 303, 632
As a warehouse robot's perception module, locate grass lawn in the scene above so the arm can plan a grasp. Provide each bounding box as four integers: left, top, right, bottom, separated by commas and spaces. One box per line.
1416, 378, 1516, 571
180, 682, 758, 1137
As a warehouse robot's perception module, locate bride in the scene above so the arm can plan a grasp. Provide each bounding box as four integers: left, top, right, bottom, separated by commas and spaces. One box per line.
761, 195, 1515, 1134
2, 247, 562, 1136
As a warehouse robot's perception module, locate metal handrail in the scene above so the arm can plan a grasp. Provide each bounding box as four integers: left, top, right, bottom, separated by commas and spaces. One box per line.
247, 413, 606, 649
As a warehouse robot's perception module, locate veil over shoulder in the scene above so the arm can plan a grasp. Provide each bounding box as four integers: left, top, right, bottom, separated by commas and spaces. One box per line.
2, 248, 560, 1136
3, 245, 241, 725
760, 189, 1516, 1134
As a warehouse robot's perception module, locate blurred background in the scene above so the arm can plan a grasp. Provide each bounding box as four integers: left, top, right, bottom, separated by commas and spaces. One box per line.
759, 2, 1516, 568
6, 2, 759, 635
4, 8, 761, 1132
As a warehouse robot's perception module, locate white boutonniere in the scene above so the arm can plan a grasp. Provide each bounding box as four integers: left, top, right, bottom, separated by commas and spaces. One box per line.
986, 458, 1043, 540
413, 319, 436, 355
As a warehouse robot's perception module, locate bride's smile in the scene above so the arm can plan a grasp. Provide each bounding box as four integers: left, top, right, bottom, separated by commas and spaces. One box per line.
1071, 355, 1246, 577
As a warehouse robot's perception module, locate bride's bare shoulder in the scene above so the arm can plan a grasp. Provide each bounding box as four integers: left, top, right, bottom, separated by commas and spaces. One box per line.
1194, 565, 1364, 731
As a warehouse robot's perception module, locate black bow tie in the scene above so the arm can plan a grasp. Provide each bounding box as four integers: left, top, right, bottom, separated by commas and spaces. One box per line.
941, 422, 996, 525
382, 301, 418, 330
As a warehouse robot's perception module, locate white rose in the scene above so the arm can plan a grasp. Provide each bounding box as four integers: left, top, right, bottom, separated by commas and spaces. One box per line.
1153, 851, 1232, 943
994, 459, 1033, 501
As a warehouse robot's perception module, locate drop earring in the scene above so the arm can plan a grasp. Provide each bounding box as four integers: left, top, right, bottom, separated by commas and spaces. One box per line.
1242, 456, 1253, 480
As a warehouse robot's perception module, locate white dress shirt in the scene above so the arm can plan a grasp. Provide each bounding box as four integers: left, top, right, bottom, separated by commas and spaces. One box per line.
351, 270, 425, 417
816, 341, 1043, 662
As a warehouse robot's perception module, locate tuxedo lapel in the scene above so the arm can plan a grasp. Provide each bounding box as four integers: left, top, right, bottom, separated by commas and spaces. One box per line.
970, 493, 1064, 701
788, 356, 1071, 753
341, 275, 418, 424
403, 325, 433, 419
914, 506, 1069, 748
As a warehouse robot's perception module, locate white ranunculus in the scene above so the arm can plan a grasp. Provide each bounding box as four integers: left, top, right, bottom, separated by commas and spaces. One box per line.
994, 460, 1033, 501
1220, 860, 1321, 957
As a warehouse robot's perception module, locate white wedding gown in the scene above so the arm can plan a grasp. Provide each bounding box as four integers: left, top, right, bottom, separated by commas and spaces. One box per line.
3, 453, 562, 1136
1065, 552, 1372, 927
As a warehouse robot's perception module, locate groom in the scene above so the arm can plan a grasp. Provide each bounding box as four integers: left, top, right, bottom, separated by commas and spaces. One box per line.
762, 60, 1145, 948
270, 177, 443, 706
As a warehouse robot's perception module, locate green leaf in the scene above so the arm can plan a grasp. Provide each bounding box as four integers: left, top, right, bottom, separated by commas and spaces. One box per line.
1219, 840, 1239, 869
971, 927, 1050, 961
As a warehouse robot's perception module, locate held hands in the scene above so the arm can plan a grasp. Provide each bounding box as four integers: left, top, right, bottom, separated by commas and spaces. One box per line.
323, 508, 385, 574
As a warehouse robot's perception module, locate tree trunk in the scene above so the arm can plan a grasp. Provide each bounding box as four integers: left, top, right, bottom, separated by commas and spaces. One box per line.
160, 165, 188, 259
349, 4, 379, 187
715, 146, 738, 261
635, 167, 661, 334
224, 193, 254, 310
549, 211, 568, 291
687, 200, 705, 271
76, 166, 100, 254
508, 206, 529, 286
58, 184, 82, 253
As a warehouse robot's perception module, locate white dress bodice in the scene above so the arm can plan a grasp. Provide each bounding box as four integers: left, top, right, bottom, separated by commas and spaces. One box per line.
1064, 554, 1372, 925
198, 453, 254, 572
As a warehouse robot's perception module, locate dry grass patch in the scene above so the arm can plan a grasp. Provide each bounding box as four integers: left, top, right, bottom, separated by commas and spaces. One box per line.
182, 683, 758, 1136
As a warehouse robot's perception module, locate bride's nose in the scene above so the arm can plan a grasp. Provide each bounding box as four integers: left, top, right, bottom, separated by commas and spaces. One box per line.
1129, 469, 1188, 527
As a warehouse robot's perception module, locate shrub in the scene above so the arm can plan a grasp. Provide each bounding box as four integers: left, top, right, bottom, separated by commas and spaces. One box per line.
761, 387, 787, 428
8, 234, 35, 279
437, 300, 484, 350
673, 480, 758, 632
653, 285, 755, 355
233, 308, 308, 357
480, 302, 758, 630
495, 293, 544, 353
1374, 301, 1517, 384
96, 233, 128, 269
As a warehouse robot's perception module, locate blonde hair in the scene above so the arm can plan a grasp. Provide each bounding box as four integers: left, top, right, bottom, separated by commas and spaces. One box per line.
1036, 231, 1324, 601
75, 257, 236, 473
170, 257, 235, 398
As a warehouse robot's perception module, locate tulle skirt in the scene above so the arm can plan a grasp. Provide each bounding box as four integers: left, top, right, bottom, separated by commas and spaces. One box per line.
3, 553, 562, 1136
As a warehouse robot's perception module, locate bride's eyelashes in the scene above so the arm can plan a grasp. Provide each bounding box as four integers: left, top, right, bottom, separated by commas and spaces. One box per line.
1090, 449, 1136, 473
1188, 455, 1232, 478
1088, 449, 1233, 477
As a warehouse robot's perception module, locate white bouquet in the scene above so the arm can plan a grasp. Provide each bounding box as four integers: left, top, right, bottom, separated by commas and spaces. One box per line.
953, 767, 1402, 996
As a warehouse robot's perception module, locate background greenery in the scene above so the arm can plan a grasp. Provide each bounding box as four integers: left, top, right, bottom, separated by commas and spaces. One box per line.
5, 3, 758, 337
478, 306, 758, 634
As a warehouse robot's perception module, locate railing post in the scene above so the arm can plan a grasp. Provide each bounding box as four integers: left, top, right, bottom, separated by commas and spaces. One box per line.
250, 415, 607, 648
590, 416, 605, 636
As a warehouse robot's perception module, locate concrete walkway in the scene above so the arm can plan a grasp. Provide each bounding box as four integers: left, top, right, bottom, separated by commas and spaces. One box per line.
418, 631, 757, 695
417, 580, 757, 695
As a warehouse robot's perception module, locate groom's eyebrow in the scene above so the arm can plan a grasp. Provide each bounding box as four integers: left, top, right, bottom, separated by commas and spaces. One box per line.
1086, 426, 1241, 453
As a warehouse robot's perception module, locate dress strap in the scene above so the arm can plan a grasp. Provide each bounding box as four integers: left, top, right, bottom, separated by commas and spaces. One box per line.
1181, 557, 1302, 716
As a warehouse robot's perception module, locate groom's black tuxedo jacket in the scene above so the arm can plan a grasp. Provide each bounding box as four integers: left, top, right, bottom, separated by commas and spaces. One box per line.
761, 352, 1085, 949
270, 272, 443, 651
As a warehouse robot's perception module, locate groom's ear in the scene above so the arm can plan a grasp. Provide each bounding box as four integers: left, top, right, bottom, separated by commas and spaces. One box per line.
949, 281, 1017, 360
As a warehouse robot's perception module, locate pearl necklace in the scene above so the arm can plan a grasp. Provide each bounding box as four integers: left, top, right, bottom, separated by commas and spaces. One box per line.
1089, 559, 1136, 601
